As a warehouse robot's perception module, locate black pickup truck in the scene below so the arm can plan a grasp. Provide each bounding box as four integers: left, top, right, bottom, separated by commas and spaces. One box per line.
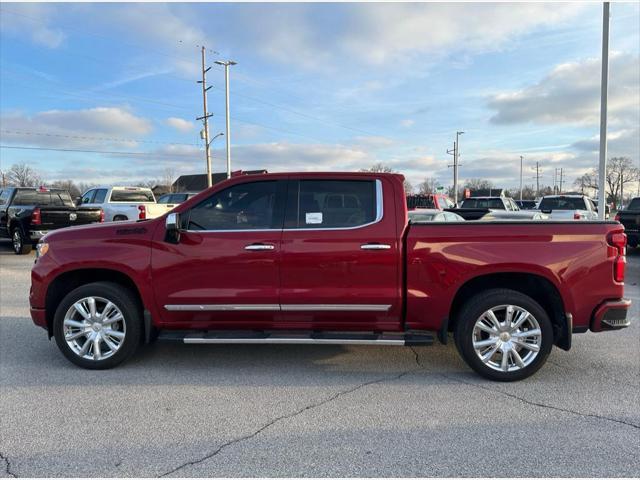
616, 197, 640, 248
0, 187, 103, 254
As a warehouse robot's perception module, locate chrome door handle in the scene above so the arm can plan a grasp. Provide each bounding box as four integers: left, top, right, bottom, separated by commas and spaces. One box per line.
360, 243, 391, 250
245, 243, 275, 251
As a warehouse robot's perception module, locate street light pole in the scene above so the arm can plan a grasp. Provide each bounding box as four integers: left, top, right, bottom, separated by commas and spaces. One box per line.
597, 2, 610, 220
215, 60, 237, 179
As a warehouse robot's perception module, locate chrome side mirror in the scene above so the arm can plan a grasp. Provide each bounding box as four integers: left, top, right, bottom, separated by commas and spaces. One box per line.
165, 212, 181, 244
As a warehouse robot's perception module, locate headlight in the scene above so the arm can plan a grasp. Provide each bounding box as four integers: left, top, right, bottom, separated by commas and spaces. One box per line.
35, 242, 49, 260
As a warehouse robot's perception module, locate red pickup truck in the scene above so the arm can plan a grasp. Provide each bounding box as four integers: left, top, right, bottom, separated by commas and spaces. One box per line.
30, 172, 631, 381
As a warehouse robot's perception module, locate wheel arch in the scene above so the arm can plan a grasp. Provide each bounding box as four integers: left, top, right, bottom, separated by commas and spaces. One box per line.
45, 268, 146, 339
447, 272, 571, 350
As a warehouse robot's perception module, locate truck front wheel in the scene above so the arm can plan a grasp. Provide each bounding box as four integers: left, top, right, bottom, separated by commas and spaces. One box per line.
12, 227, 32, 255
53, 282, 142, 369
454, 289, 553, 381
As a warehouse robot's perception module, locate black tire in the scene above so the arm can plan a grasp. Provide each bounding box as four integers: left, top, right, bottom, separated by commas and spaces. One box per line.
454, 288, 553, 382
113, 215, 128, 221
11, 227, 32, 255
53, 282, 142, 369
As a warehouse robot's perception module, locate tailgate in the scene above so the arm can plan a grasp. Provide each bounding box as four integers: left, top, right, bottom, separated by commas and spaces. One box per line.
40, 207, 101, 230
619, 212, 640, 232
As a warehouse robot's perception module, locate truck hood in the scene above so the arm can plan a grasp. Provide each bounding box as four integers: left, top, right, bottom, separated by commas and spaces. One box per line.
42, 218, 160, 243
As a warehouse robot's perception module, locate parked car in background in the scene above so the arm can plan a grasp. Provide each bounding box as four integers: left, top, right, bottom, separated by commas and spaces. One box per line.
406, 193, 455, 210
78, 186, 174, 222
616, 197, 640, 248
592, 199, 611, 220
480, 210, 548, 221
31, 172, 631, 381
0, 187, 103, 254
409, 209, 465, 222
156, 192, 199, 205
538, 195, 598, 221
447, 195, 530, 220
515, 200, 538, 210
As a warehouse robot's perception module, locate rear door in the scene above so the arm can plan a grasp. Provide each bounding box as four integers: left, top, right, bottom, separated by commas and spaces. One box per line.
278, 176, 402, 331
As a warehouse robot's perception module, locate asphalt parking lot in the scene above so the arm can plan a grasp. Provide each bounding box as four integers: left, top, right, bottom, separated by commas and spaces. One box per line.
0, 241, 638, 478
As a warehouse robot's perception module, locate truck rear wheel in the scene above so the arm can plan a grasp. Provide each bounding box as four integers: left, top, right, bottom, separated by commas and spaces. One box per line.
53, 282, 142, 369
454, 289, 553, 381
12, 227, 32, 255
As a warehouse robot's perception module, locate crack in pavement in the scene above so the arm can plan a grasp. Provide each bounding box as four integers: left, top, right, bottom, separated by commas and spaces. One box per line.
440, 373, 640, 430
0, 451, 17, 478
158, 350, 423, 477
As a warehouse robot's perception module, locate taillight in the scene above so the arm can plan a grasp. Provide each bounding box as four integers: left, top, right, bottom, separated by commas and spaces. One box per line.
607, 231, 627, 283
614, 212, 621, 222
574, 212, 584, 220
99, 209, 105, 223
138, 205, 146, 220
31, 207, 42, 225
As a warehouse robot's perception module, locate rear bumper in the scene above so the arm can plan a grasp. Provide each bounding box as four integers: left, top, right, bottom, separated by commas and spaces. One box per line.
590, 299, 632, 332
29, 230, 48, 241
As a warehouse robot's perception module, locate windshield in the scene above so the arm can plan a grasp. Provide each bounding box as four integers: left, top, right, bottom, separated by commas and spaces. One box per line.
539, 197, 585, 210
110, 189, 155, 202
628, 198, 640, 210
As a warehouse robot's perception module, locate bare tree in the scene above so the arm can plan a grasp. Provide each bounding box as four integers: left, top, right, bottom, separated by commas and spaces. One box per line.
162, 167, 177, 193
51, 180, 82, 198
7, 163, 42, 187
403, 179, 413, 194
572, 157, 639, 205
360, 163, 394, 173
464, 178, 494, 191
417, 177, 438, 195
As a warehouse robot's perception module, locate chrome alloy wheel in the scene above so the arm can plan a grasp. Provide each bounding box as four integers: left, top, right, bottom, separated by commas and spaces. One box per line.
12, 230, 21, 252
472, 304, 542, 373
62, 296, 126, 361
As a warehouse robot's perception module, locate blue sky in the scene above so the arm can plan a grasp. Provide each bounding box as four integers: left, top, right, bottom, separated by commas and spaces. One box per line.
1, 2, 638, 191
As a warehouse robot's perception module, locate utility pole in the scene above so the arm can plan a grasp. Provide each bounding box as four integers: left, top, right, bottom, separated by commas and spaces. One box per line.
215, 60, 237, 179
197, 46, 214, 188
597, 2, 610, 220
519, 156, 524, 201
559, 168, 564, 194
533, 162, 541, 197
447, 131, 464, 205
553, 168, 558, 194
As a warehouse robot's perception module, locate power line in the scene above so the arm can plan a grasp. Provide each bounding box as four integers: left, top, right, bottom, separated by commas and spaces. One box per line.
0, 145, 200, 157
1, 130, 200, 146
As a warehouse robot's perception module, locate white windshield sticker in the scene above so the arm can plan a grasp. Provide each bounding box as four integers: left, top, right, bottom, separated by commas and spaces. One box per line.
305, 212, 323, 224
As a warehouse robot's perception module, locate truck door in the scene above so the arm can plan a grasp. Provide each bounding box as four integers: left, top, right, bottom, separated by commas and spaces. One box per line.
278, 176, 402, 331
151, 179, 287, 329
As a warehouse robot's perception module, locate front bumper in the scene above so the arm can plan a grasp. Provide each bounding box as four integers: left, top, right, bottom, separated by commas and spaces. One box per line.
590, 299, 632, 332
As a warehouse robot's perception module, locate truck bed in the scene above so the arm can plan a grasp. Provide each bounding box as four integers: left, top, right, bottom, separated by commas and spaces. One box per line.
405, 220, 624, 333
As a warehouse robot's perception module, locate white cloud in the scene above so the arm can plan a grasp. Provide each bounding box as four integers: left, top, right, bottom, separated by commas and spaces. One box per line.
0, 3, 66, 48
488, 54, 640, 126
166, 117, 196, 133
238, 3, 585, 68
401, 119, 415, 128
1, 107, 152, 148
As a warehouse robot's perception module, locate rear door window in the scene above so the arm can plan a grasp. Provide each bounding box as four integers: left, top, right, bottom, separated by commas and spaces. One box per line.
628, 198, 640, 210
286, 179, 377, 229
93, 189, 108, 204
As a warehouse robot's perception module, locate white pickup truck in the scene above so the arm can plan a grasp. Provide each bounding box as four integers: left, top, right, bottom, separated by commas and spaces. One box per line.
78, 186, 175, 222
538, 194, 598, 220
